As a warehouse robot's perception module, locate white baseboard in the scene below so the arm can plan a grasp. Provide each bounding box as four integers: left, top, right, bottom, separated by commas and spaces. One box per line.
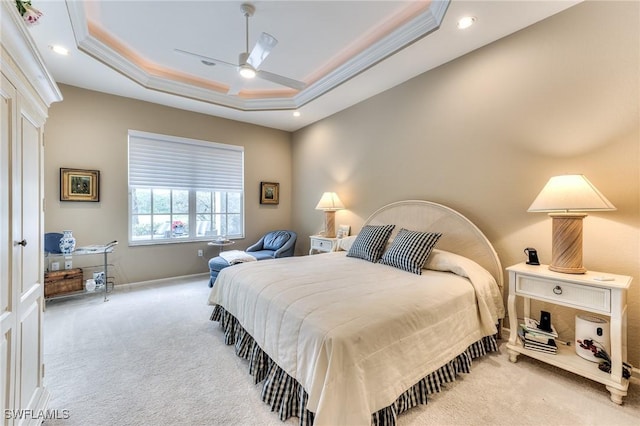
115, 273, 209, 291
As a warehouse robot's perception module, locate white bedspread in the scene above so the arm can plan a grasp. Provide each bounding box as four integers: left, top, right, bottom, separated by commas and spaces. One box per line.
208, 252, 503, 425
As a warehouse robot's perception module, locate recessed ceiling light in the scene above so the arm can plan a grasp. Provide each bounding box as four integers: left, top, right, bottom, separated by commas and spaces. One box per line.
293, 111, 301, 117
457, 16, 476, 30
49, 45, 69, 56
201, 60, 216, 66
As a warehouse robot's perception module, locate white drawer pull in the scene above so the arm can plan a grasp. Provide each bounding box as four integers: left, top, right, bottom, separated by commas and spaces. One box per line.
553, 285, 563, 295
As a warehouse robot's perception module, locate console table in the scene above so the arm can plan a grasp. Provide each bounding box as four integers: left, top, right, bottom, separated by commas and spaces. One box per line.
45, 241, 117, 302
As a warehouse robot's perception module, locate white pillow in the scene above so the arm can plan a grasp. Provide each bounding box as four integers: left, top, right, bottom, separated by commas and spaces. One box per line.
337, 235, 358, 251
425, 249, 505, 322
424, 249, 484, 279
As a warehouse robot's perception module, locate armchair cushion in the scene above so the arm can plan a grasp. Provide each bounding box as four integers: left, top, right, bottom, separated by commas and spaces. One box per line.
248, 250, 279, 261
263, 231, 291, 251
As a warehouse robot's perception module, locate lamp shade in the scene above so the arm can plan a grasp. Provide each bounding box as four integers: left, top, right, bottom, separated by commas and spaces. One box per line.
528, 175, 616, 212
315, 192, 345, 211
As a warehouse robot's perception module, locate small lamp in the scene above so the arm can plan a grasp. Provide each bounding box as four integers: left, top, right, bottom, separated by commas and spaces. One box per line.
528, 174, 615, 274
315, 192, 345, 238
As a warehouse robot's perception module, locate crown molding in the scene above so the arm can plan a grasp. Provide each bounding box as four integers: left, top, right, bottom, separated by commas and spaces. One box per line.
66, 0, 449, 111
1, 1, 62, 107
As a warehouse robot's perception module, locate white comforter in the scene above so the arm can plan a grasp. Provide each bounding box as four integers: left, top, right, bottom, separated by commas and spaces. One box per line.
208, 252, 503, 425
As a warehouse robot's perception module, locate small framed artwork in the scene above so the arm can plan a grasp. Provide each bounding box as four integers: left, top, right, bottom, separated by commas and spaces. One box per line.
60, 168, 100, 202
260, 182, 279, 205
337, 224, 351, 239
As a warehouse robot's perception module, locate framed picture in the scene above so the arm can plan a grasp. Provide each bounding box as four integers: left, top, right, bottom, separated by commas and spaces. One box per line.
60, 168, 100, 202
337, 224, 351, 239
260, 182, 279, 205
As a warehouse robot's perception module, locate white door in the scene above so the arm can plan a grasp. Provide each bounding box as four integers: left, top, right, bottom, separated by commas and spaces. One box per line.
2, 4, 61, 422
1, 70, 49, 424
14, 89, 48, 418
1, 67, 17, 426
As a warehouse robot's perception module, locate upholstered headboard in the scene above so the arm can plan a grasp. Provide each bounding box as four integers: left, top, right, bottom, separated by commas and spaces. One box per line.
363, 200, 503, 291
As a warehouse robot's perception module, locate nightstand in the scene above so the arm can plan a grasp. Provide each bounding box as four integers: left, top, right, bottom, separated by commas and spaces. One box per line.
309, 235, 339, 255
506, 263, 632, 404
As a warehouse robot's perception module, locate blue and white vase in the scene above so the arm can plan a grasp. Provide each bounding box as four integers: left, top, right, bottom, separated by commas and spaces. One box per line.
59, 230, 76, 254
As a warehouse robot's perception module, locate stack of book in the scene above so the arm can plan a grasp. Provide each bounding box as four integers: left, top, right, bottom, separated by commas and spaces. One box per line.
518, 317, 559, 354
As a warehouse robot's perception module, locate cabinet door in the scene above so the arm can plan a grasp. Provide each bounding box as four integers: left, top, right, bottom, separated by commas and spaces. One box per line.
1, 71, 17, 424
13, 89, 47, 416
1, 68, 49, 422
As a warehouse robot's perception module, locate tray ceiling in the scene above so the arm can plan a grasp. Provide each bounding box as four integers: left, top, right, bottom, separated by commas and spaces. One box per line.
27, 1, 581, 131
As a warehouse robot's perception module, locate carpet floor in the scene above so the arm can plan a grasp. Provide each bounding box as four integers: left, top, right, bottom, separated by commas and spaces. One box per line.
43, 276, 640, 425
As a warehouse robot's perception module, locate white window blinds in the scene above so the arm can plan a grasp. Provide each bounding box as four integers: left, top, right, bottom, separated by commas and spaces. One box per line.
128, 130, 244, 191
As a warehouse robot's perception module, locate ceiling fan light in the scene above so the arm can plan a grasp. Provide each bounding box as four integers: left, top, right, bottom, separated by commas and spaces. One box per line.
239, 65, 256, 79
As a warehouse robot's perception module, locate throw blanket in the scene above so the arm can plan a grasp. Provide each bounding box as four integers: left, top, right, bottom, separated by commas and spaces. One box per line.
219, 250, 257, 264
209, 252, 503, 425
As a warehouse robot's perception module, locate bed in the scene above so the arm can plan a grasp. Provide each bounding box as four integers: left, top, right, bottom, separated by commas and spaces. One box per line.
208, 200, 505, 425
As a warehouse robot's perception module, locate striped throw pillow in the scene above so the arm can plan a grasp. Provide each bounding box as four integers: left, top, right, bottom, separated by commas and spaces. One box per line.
346, 224, 395, 263
379, 228, 441, 274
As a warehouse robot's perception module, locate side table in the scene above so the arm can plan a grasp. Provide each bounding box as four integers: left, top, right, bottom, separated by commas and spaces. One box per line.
208, 240, 235, 256
505, 262, 632, 404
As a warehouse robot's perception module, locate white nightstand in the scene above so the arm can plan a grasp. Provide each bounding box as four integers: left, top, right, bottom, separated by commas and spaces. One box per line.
309, 235, 339, 255
506, 263, 632, 404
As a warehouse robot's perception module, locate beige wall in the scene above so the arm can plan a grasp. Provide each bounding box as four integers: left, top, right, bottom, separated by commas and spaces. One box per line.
292, 1, 640, 365
44, 2, 640, 366
45, 85, 292, 283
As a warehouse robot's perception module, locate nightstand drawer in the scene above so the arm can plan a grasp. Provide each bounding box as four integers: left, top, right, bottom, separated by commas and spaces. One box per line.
309, 236, 339, 255
312, 239, 333, 250
516, 275, 611, 313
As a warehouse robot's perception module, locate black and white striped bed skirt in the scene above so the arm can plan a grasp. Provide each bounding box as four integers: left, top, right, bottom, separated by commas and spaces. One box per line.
210, 305, 498, 426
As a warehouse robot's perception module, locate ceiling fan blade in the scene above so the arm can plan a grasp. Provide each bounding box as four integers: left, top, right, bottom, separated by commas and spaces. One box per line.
247, 32, 277, 69
227, 78, 244, 95
257, 70, 306, 91
174, 48, 238, 68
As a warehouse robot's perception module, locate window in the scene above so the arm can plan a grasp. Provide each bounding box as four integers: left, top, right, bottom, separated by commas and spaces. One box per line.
128, 130, 244, 245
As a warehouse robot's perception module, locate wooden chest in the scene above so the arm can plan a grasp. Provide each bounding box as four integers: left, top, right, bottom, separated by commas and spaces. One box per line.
44, 268, 83, 297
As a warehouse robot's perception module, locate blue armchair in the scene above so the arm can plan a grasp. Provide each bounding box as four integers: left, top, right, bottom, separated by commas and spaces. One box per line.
246, 230, 297, 260
208, 230, 297, 286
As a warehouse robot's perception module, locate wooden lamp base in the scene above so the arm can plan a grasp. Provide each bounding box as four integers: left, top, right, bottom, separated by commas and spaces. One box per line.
549, 213, 587, 274
323, 210, 337, 238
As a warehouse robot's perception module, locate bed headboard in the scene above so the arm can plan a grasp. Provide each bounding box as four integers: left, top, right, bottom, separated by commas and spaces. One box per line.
363, 200, 504, 291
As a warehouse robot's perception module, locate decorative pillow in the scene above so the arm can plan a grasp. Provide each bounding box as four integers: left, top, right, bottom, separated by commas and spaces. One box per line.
346, 224, 395, 262
379, 228, 441, 275
337, 235, 358, 251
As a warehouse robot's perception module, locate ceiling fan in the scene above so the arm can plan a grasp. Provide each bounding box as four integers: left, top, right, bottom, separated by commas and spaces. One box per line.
175, 3, 306, 95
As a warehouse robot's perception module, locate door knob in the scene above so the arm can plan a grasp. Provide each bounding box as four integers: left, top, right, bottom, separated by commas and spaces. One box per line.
15, 240, 27, 247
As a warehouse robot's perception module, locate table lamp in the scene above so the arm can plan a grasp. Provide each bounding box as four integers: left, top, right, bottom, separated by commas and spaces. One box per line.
315, 192, 345, 238
528, 174, 615, 274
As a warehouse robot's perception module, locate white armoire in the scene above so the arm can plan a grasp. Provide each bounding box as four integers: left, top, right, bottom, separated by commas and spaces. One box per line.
1, 2, 62, 424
